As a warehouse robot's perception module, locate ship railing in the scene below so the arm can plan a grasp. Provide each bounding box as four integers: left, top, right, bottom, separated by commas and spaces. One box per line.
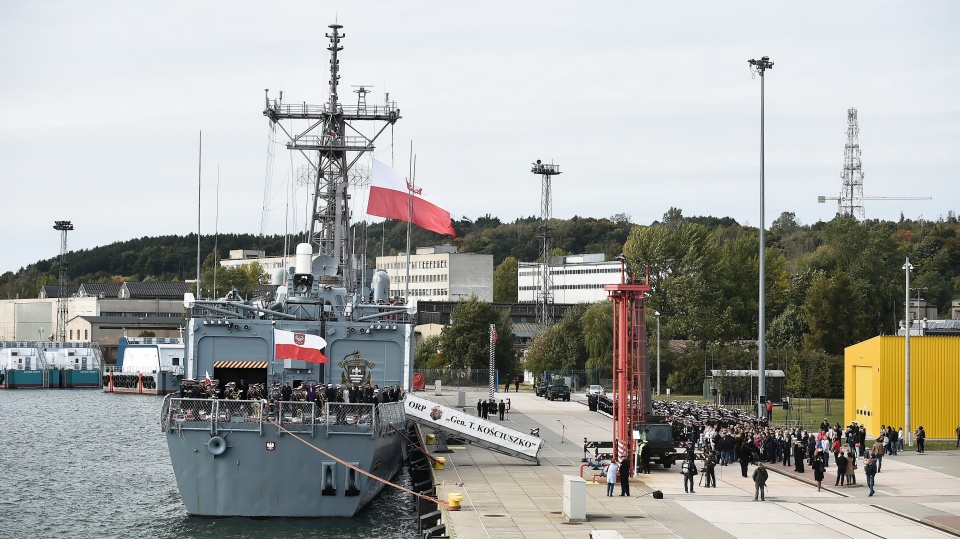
278, 402, 317, 436
216, 399, 267, 434
163, 398, 266, 435
323, 402, 377, 437
376, 401, 407, 436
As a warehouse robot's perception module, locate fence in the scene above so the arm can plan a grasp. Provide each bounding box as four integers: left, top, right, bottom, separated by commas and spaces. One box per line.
414, 367, 616, 392
160, 396, 407, 438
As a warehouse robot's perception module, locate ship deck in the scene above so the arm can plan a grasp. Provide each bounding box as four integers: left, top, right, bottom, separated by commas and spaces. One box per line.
424, 389, 960, 539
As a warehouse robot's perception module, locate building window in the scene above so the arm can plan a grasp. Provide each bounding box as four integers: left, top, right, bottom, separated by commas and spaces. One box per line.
84, 330, 88, 340
69, 330, 73, 340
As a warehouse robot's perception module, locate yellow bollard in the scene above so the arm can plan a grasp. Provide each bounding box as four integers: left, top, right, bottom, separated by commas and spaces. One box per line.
426, 434, 435, 445
433, 456, 445, 470
447, 492, 462, 511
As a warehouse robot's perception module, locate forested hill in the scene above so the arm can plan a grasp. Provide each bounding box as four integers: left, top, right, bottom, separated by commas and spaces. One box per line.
2, 210, 959, 334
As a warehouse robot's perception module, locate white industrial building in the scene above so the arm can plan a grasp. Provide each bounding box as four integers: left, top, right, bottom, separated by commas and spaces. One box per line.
518, 253, 621, 304
376, 245, 493, 302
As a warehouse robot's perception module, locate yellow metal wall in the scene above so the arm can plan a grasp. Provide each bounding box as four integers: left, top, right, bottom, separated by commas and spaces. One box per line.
845, 336, 960, 439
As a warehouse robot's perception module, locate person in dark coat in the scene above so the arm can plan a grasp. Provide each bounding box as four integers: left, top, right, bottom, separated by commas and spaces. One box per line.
812, 452, 826, 491
834, 451, 848, 486
281, 382, 293, 402
703, 452, 717, 488
794, 441, 805, 473
498, 400, 506, 420
752, 462, 768, 501
619, 456, 631, 496
238, 379, 249, 400
477, 399, 482, 417
639, 442, 652, 475
740, 441, 753, 477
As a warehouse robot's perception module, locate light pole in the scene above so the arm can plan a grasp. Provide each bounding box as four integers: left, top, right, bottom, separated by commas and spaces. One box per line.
654, 310, 661, 397
903, 258, 913, 447
748, 55, 774, 419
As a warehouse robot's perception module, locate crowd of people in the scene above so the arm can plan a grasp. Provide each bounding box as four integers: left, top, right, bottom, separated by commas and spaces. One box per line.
178, 378, 405, 405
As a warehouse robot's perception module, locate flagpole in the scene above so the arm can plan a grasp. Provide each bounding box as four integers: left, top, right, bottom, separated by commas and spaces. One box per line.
404, 144, 413, 303
489, 324, 496, 400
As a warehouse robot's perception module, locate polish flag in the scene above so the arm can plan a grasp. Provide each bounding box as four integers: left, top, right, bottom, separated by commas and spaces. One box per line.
274, 329, 329, 364
204, 371, 211, 386
368, 158, 458, 237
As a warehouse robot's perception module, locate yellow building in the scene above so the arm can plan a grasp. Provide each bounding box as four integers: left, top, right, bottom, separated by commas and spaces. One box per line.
845, 336, 960, 440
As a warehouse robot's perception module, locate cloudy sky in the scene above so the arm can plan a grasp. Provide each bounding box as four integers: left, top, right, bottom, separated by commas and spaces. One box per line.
2, 1, 957, 276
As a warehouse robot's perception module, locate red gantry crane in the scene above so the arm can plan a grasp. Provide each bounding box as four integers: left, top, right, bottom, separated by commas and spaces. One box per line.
604, 257, 652, 473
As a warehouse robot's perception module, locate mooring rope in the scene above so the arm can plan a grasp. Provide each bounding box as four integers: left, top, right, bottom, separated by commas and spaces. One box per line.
268, 419, 450, 509
390, 423, 438, 465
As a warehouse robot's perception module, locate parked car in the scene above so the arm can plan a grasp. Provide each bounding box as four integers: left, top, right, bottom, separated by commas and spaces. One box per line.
547, 384, 571, 401
586, 384, 605, 397
535, 380, 549, 397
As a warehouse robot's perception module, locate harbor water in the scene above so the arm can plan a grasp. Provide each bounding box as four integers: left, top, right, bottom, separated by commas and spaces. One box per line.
0, 390, 418, 538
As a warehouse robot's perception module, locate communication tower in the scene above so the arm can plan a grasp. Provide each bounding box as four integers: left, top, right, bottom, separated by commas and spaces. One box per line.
53, 220, 74, 342
531, 160, 561, 327
818, 108, 930, 217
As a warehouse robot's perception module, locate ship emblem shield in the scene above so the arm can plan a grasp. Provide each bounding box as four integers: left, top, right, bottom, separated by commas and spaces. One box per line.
293, 333, 306, 346
430, 406, 443, 421
338, 351, 376, 386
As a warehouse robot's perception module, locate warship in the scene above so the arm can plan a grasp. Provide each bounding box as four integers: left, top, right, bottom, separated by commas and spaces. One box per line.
160, 23, 415, 517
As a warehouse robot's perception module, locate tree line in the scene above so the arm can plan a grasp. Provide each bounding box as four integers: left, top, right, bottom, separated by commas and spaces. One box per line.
3, 209, 958, 399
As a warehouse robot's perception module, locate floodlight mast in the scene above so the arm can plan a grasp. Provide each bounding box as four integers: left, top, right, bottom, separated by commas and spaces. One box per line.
748, 55, 773, 419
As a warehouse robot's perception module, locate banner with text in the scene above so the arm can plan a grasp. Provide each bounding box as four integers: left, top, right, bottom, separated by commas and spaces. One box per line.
405, 394, 543, 460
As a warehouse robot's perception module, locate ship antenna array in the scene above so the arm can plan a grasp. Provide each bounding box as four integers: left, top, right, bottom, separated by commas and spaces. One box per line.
531, 160, 561, 327
262, 23, 400, 290
53, 220, 74, 342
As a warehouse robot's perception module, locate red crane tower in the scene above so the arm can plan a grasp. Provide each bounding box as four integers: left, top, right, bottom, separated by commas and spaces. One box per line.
604, 258, 652, 471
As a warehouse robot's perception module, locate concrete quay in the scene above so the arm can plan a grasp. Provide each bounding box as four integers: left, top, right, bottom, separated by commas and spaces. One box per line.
424, 388, 960, 539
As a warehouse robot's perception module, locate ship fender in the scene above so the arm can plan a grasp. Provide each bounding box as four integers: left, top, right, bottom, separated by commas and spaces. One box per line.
207, 435, 227, 456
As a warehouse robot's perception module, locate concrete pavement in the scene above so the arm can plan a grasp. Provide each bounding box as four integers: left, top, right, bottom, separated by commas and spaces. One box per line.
422, 388, 960, 539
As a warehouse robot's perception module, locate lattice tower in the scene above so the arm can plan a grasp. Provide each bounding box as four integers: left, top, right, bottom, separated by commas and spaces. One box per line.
263, 24, 400, 291
605, 261, 652, 464
840, 108, 865, 219
531, 160, 561, 327
53, 220, 73, 342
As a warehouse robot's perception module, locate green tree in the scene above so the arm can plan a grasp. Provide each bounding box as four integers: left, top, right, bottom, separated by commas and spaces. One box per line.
803, 270, 869, 355
582, 301, 613, 366
623, 222, 722, 343
493, 256, 518, 302
438, 298, 515, 372
414, 334, 442, 369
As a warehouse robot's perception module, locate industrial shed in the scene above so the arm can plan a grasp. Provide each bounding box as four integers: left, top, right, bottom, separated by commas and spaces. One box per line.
845, 336, 960, 440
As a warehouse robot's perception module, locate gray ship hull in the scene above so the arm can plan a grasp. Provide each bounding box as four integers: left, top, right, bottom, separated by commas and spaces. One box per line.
163, 397, 409, 517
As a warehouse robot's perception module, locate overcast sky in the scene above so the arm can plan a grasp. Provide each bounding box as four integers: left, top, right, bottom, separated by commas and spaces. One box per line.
2, 1, 957, 276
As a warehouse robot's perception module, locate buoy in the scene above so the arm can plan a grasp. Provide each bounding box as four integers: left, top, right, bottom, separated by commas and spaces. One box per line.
433, 456, 445, 470
447, 492, 462, 511
207, 436, 227, 456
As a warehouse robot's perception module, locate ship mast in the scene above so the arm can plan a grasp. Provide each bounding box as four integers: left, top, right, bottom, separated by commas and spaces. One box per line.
263, 24, 400, 290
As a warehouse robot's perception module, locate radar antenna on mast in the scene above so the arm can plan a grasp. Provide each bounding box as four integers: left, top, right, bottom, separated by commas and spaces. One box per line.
263, 25, 400, 290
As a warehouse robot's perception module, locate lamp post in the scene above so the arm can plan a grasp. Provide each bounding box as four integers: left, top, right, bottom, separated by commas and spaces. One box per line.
903, 258, 913, 447
748, 55, 774, 419
654, 310, 661, 397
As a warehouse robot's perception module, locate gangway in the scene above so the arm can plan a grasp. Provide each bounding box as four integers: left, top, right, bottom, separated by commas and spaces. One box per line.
404, 394, 544, 464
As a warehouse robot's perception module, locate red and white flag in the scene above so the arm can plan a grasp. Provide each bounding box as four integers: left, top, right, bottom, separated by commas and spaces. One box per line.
274, 329, 329, 364
368, 158, 458, 237
204, 371, 211, 386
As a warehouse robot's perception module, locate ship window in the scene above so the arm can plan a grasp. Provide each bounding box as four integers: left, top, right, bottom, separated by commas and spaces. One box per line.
172, 358, 180, 366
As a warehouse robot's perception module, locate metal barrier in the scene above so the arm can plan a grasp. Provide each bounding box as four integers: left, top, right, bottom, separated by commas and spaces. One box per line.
280, 402, 317, 435
377, 401, 406, 436
324, 403, 376, 436
161, 398, 408, 439
217, 399, 265, 433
